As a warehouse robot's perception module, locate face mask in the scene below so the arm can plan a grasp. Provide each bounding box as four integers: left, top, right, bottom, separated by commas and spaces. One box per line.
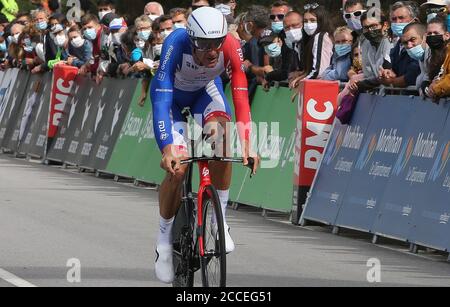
173, 23, 186, 30
153, 44, 163, 56
271, 21, 284, 34
84, 28, 97, 41
346, 18, 362, 31
137, 30, 151, 41
148, 14, 160, 21
391, 23, 409, 38
0, 42, 6, 52
37, 21, 48, 31
427, 13, 438, 23
285, 27, 303, 49
427, 34, 445, 50
24, 38, 32, 46
161, 29, 173, 39
99, 10, 112, 21
406, 44, 425, 61
54, 34, 67, 47
12, 33, 20, 44
335, 44, 352, 57
215, 4, 231, 16
112, 32, 123, 45
71, 36, 85, 48
135, 39, 146, 49
0, 32, 4, 37
264, 42, 282, 57
364, 29, 384, 44
24, 45, 34, 52
304, 22, 318, 36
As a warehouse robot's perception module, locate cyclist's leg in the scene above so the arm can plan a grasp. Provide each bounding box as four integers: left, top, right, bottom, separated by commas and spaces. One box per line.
155, 100, 191, 284
192, 78, 235, 253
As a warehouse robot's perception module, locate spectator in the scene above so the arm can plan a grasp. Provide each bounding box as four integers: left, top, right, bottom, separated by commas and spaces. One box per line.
379, 1, 421, 88
144, 2, 164, 21
16, 12, 31, 27
46, 23, 69, 70
135, 15, 153, 58
428, 40, 450, 100
347, 8, 391, 95
348, 43, 363, 79
97, 0, 116, 22
284, 11, 304, 83
18, 25, 42, 71
215, 1, 234, 18
109, 17, 128, 46
240, 5, 271, 100
323, 26, 354, 82
258, 31, 290, 87
81, 13, 104, 75
155, 15, 174, 42
67, 24, 93, 69
290, 3, 333, 91
342, 0, 367, 34
421, 0, 450, 23
169, 8, 188, 30
270, 0, 291, 34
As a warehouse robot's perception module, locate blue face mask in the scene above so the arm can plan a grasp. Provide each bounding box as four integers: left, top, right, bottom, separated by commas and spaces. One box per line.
137, 30, 151, 41
84, 28, 97, 41
271, 21, 284, 34
391, 23, 409, 37
264, 42, 282, 58
0, 42, 6, 52
37, 21, 48, 31
335, 44, 352, 57
406, 44, 425, 61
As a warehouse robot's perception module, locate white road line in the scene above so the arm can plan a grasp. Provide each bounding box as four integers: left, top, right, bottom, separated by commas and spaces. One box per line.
0, 268, 37, 287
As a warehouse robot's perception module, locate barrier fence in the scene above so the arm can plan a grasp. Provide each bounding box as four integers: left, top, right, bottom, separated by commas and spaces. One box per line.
301, 93, 450, 255
0, 68, 304, 215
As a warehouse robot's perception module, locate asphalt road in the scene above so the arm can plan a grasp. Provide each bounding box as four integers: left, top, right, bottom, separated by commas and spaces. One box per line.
1, 154, 450, 287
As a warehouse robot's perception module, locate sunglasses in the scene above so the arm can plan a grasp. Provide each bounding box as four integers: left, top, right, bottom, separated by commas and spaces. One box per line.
270, 14, 285, 21
304, 3, 319, 10
427, 7, 448, 14
343, 10, 366, 20
191, 37, 226, 51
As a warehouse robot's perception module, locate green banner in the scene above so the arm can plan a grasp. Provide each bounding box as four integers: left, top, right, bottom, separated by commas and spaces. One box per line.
106, 81, 166, 184
227, 86, 296, 213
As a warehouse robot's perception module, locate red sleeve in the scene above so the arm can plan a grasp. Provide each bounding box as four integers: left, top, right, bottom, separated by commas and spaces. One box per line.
223, 34, 251, 143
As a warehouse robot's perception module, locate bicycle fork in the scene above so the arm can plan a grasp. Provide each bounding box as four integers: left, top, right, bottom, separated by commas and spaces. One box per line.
196, 161, 213, 258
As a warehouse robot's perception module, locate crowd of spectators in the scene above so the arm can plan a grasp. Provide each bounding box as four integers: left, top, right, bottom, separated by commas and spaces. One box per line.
1, 0, 450, 102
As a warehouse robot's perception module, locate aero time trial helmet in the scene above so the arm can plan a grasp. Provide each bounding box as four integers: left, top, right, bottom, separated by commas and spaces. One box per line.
187, 7, 228, 51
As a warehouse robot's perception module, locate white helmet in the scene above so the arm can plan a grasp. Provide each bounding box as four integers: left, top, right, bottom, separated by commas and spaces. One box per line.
187, 7, 228, 40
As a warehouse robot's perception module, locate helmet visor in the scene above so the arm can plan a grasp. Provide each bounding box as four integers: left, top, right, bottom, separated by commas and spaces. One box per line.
191, 36, 226, 51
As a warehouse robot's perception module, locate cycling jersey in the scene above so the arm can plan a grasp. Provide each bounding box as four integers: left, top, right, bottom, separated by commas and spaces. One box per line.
150, 29, 251, 152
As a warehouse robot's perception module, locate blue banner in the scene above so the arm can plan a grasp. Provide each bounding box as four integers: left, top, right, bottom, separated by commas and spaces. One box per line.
334, 95, 414, 232
372, 99, 449, 242
302, 94, 376, 225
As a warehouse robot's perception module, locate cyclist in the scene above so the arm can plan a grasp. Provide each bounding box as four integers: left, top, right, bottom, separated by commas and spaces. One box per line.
150, 7, 259, 284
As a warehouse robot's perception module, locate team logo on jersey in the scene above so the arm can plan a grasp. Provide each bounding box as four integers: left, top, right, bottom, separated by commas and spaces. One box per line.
157, 71, 166, 81
160, 133, 169, 141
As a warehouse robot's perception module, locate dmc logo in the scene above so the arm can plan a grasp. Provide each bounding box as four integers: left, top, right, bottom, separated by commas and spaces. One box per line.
355, 134, 377, 170
429, 141, 450, 182
393, 137, 415, 176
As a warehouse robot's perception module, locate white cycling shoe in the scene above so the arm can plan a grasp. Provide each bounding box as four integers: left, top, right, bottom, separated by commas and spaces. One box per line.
224, 224, 235, 254
155, 244, 174, 284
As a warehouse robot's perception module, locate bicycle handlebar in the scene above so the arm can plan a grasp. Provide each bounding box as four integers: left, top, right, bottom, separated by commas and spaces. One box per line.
180, 157, 255, 174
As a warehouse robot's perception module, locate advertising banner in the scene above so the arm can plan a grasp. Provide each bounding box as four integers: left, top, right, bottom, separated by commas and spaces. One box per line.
301, 94, 376, 225
48, 64, 78, 139
333, 95, 414, 232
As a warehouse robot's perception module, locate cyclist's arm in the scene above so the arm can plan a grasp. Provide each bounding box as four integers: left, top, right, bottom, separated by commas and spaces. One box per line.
223, 34, 252, 145
150, 32, 184, 152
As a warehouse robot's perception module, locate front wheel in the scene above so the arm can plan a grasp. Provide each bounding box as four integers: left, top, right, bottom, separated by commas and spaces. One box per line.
199, 185, 226, 287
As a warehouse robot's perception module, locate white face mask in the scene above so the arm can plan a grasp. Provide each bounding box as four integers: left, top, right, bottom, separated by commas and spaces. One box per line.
54, 34, 67, 47
285, 27, 303, 48
71, 36, 85, 48
153, 44, 163, 56
135, 39, 146, 50
173, 23, 186, 30
304, 22, 318, 36
161, 29, 173, 39
148, 14, 160, 21
12, 33, 20, 44
99, 10, 112, 21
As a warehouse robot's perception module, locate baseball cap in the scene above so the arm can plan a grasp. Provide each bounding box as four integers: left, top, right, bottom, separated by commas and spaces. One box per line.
109, 18, 127, 30
421, 0, 450, 7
